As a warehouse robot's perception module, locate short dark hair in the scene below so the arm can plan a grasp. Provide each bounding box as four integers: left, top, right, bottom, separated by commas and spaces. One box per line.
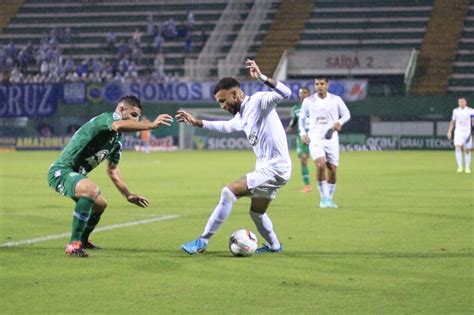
300, 87, 310, 92
458, 96, 467, 101
119, 95, 143, 112
315, 75, 329, 82
213, 77, 240, 95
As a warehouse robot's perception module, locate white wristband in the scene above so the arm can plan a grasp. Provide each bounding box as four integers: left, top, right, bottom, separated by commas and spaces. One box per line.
258, 74, 268, 82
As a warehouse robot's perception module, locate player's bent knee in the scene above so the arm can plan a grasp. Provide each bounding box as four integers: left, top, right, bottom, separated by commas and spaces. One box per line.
222, 186, 238, 202
75, 179, 100, 200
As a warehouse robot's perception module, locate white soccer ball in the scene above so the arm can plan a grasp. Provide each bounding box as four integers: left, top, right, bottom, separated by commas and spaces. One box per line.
229, 229, 258, 257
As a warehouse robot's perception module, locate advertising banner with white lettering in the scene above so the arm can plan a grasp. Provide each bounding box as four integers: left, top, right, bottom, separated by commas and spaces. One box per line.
287, 49, 415, 76
0, 84, 61, 118
82, 79, 367, 104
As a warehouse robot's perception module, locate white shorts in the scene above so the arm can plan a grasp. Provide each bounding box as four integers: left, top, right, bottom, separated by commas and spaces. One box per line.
246, 167, 290, 200
454, 132, 472, 148
309, 139, 340, 166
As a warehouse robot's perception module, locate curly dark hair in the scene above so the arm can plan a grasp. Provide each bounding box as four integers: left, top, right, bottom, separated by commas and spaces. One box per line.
213, 77, 240, 95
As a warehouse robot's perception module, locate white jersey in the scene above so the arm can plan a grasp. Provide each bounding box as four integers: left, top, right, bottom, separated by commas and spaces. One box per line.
452, 106, 474, 135
298, 92, 351, 142
202, 81, 292, 173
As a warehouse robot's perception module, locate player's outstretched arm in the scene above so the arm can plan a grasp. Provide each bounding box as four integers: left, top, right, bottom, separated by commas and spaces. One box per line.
112, 114, 173, 132
175, 110, 203, 127
245, 58, 291, 99
107, 161, 149, 208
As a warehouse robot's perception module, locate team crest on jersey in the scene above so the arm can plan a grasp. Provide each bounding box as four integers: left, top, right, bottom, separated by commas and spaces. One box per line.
113, 112, 122, 120
248, 133, 258, 146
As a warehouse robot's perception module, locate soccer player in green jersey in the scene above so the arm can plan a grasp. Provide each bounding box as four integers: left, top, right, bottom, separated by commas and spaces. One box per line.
47, 95, 173, 257
286, 87, 312, 192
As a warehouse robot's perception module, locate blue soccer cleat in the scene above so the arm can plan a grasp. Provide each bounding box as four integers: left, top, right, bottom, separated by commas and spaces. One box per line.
181, 238, 207, 255
255, 244, 283, 254
326, 198, 338, 208
319, 197, 329, 208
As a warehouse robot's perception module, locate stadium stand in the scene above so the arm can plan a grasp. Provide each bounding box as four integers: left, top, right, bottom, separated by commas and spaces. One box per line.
448, 3, 474, 93
296, 0, 433, 51
0, 0, 281, 83
255, 0, 314, 76
411, 0, 469, 95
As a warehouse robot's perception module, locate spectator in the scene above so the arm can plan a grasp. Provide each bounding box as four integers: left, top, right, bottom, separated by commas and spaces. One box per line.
64, 27, 72, 43
153, 33, 164, 52
37, 123, 54, 137
66, 124, 80, 137
164, 18, 176, 39
132, 28, 143, 46
146, 15, 155, 37
185, 33, 192, 54
187, 11, 195, 29
106, 31, 117, 51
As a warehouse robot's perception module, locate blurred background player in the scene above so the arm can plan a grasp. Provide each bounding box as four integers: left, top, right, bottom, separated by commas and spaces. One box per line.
176, 59, 291, 255
299, 76, 351, 208
447, 96, 473, 174
286, 87, 312, 192
140, 116, 152, 153
47, 96, 173, 257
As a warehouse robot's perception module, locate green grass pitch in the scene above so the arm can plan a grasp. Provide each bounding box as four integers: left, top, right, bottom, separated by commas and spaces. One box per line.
0, 150, 472, 314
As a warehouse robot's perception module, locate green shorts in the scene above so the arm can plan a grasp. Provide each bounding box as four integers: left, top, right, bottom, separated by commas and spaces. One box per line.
47, 165, 87, 198
296, 137, 310, 157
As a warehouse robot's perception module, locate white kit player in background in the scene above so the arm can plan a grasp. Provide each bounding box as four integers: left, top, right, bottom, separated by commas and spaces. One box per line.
176, 59, 292, 255
298, 76, 351, 208
447, 96, 473, 174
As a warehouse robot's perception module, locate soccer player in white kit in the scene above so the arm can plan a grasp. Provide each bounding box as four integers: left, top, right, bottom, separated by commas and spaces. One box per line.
447, 97, 473, 173
176, 59, 292, 255
298, 76, 351, 208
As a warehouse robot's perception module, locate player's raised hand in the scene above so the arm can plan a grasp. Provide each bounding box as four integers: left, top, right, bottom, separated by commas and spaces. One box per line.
245, 59, 262, 80
127, 194, 150, 208
175, 110, 202, 127
152, 114, 173, 128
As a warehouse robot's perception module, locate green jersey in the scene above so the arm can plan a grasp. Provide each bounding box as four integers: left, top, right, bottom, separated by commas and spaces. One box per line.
288, 103, 307, 133
52, 112, 123, 174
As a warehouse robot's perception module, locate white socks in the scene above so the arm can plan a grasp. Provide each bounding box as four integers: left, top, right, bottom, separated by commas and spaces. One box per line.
327, 183, 336, 199
317, 181, 328, 199
455, 147, 463, 168
465, 151, 471, 169
249, 211, 281, 250
200, 187, 237, 242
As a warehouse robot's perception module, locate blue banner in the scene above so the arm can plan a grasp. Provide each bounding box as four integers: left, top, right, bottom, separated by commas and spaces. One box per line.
0, 84, 61, 118
86, 79, 368, 104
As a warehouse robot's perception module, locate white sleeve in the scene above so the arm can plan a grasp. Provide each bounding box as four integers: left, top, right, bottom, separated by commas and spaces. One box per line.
259, 81, 292, 111
337, 97, 351, 126
202, 117, 241, 133
298, 100, 309, 137
451, 110, 456, 121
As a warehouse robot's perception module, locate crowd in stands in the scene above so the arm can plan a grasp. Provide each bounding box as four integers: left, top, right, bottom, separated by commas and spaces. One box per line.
0, 12, 197, 84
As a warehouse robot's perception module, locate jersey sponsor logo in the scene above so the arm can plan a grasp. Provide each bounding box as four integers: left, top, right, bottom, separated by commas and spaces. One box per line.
248, 133, 258, 146
317, 116, 328, 124
85, 150, 109, 167
69, 172, 80, 177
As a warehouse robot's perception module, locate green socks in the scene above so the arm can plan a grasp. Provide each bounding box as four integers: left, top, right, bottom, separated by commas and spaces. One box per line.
69, 196, 94, 242
302, 164, 310, 185
81, 212, 103, 244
